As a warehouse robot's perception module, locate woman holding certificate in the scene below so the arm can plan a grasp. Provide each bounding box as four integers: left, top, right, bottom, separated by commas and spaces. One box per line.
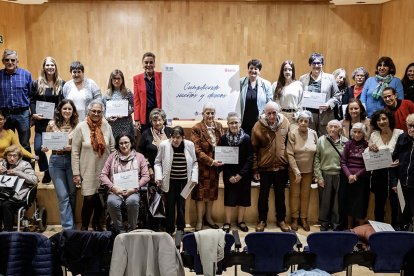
30, 57, 65, 183
72, 99, 115, 231
367, 109, 402, 227
287, 110, 318, 231
0, 145, 38, 231
191, 102, 224, 231
43, 99, 79, 230
154, 126, 198, 235
102, 70, 134, 139
220, 112, 252, 233
100, 133, 150, 232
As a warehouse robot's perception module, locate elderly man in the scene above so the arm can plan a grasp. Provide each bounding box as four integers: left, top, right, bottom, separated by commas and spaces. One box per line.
382, 87, 414, 132
133, 52, 162, 133
0, 49, 32, 155
251, 101, 290, 232
299, 52, 341, 136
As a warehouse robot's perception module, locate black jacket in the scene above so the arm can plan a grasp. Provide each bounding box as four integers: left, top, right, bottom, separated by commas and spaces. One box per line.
392, 132, 414, 188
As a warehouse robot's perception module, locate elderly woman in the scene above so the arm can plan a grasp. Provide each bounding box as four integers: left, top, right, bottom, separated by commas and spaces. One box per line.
361, 56, 404, 117
402, 63, 414, 102
287, 110, 318, 231
340, 123, 369, 229
43, 99, 79, 230
314, 120, 348, 231
367, 110, 402, 227
272, 60, 304, 126
299, 53, 340, 136
138, 108, 173, 179
191, 102, 224, 231
100, 133, 149, 232
341, 98, 371, 139
0, 145, 38, 231
392, 114, 414, 230
332, 68, 350, 120
72, 99, 115, 231
240, 59, 272, 136
219, 112, 253, 233
154, 126, 198, 235
63, 61, 101, 121
342, 67, 369, 104
30, 56, 65, 183
103, 69, 134, 139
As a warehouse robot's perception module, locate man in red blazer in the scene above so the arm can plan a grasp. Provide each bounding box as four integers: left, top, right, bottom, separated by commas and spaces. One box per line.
383, 87, 414, 132
133, 52, 162, 133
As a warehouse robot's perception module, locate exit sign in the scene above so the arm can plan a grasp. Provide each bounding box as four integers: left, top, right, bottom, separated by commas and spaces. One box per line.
0, 35, 3, 44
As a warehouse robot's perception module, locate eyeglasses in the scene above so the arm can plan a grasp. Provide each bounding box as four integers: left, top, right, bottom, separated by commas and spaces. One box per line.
3, 58, 16, 63
407, 124, 414, 129
312, 62, 322, 66
7, 153, 18, 158
90, 110, 102, 114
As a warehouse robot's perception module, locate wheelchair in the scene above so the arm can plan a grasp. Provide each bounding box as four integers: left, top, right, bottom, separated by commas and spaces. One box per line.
98, 184, 150, 232
16, 184, 48, 232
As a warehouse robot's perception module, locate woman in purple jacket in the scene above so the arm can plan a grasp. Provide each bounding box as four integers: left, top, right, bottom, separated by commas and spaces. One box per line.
340, 122, 369, 229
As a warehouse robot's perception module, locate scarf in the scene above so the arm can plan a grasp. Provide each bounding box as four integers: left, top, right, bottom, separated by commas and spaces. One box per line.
86, 116, 106, 158
110, 150, 139, 180
372, 74, 393, 99
204, 122, 217, 147
226, 128, 245, 146
151, 126, 168, 148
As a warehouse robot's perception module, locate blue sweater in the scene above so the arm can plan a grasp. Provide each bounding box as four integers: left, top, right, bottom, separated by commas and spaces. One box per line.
360, 76, 403, 117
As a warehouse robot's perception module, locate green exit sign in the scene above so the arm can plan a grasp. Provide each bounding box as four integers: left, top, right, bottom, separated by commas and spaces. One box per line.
0, 35, 3, 44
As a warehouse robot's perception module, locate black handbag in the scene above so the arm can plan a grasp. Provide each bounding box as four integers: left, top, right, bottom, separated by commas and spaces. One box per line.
147, 185, 166, 218
0, 175, 18, 200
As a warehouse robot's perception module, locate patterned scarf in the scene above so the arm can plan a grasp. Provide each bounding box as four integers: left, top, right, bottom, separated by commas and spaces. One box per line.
226, 128, 246, 146
151, 126, 168, 148
86, 116, 106, 158
372, 74, 393, 99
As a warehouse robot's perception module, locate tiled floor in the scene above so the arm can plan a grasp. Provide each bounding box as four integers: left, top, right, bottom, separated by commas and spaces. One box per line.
42, 223, 399, 276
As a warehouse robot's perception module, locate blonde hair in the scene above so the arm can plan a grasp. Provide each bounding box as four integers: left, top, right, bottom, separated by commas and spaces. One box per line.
36, 56, 64, 96
3, 145, 22, 159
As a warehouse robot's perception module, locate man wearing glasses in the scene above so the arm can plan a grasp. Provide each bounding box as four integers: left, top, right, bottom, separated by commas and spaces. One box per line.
0, 49, 32, 156
299, 52, 340, 136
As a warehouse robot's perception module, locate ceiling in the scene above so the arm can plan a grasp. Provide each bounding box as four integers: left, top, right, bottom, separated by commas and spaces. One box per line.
1, 0, 393, 5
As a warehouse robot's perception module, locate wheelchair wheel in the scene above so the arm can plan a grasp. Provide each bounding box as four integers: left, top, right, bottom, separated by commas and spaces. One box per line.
37, 207, 47, 232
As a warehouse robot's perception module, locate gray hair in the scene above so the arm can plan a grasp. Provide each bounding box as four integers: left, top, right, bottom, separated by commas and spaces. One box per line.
2, 49, 18, 61
351, 67, 369, 80
295, 110, 313, 123
327, 119, 342, 128
202, 102, 216, 113
227, 112, 241, 122
87, 99, 105, 114
149, 108, 167, 122
264, 101, 281, 113
351, 122, 367, 137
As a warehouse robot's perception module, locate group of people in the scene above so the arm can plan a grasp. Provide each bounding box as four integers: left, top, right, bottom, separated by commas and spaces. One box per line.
1, 47, 414, 235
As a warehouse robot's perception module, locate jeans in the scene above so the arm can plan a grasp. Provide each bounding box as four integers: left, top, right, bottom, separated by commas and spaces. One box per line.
107, 193, 140, 231
4, 109, 31, 154
49, 154, 76, 230
258, 170, 288, 222
34, 131, 49, 172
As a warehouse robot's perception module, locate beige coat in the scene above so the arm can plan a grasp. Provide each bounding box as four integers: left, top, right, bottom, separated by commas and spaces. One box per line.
71, 120, 115, 196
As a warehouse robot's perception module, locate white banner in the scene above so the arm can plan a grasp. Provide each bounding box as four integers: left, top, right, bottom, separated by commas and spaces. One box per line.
162, 64, 240, 119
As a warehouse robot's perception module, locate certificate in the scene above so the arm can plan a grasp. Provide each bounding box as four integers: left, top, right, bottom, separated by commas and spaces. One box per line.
162, 64, 240, 119
105, 100, 128, 118
215, 146, 239, 164
36, 101, 55, 119
42, 132, 69, 150
301, 91, 326, 109
180, 181, 197, 199
369, 220, 395, 232
362, 148, 393, 171
113, 170, 138, 190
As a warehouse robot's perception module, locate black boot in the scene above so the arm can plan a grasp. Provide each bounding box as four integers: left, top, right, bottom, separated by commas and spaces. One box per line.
42, 170, 51, 184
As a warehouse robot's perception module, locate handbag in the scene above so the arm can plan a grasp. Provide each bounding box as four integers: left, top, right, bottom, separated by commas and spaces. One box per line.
147, 185, 166, 218
0, 175, 19, 200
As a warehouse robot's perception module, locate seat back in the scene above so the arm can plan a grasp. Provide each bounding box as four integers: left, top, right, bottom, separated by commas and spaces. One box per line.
369, 231, 414, 273
307, 232, 358, 273
181, 232, 235, 275
243, 232, 297, 274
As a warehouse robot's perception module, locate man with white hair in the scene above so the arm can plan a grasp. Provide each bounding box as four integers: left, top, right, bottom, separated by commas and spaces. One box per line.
251, 101, 290, 232
0, 49, 32, 156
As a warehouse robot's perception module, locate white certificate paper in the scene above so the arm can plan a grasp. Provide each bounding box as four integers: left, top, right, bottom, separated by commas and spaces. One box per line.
302, 91, 326, 109
215, 146, 239, 164
36, 101, 55, 119
362, 148, 393, 171
397, 180, 406, 213
113, 170, 138, 190
180, 181, 197, 199
42, 132, 69, 150
369, 220, 395, 232
106, 100, 128, 118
